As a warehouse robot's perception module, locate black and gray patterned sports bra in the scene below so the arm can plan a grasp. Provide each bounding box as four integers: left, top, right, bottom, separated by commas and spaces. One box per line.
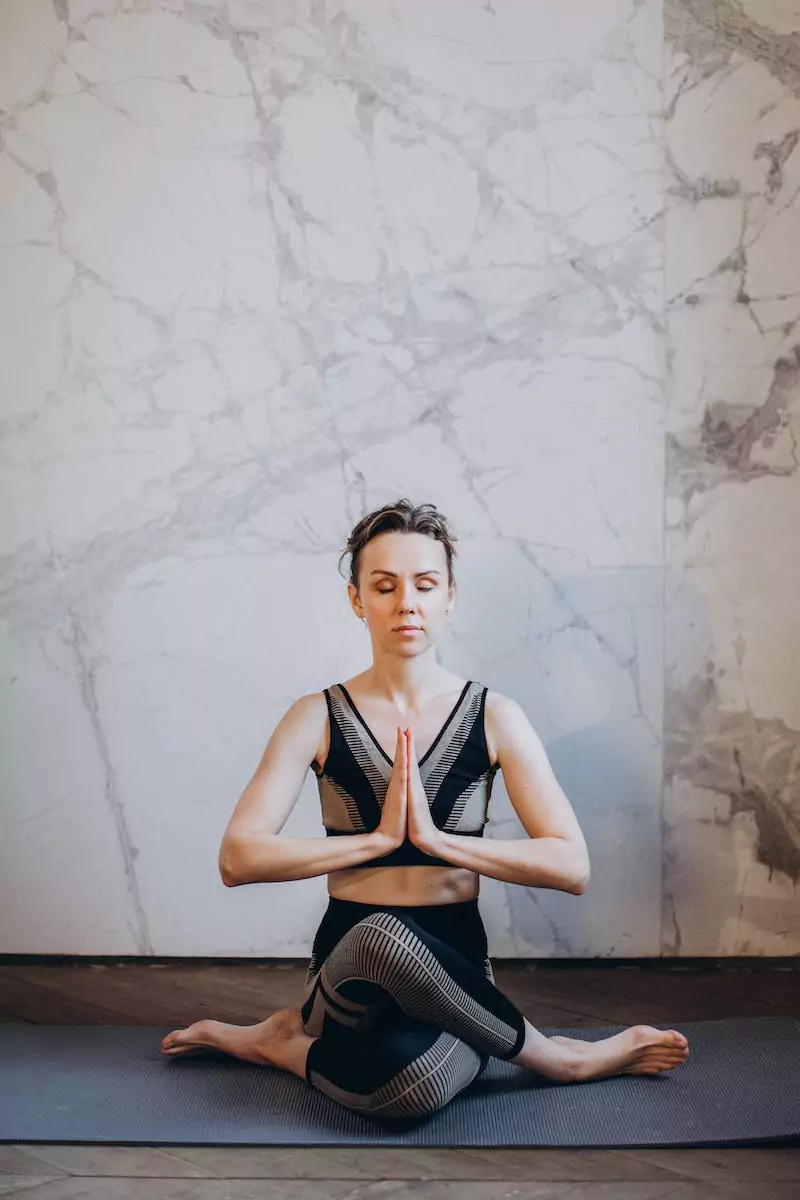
311, 680, 500, 869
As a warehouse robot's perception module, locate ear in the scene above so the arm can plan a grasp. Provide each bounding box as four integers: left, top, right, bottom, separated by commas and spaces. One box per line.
347, 581, 363, 618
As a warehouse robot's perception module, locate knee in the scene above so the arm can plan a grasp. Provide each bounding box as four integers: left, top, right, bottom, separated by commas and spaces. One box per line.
365, 1084, 450, 1120
342, 913, 414, 974
398, 1092, 449, 1118
362, 1037, 482, 1120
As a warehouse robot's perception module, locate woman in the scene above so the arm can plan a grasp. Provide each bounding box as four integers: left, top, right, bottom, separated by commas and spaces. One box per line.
162, 499, 689, 1119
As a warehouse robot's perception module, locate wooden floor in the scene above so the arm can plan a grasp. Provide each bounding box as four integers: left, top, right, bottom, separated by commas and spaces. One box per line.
1, 958, 798, 1198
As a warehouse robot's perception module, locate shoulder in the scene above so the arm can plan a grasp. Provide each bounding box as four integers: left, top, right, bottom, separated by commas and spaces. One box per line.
484, 687, 523, 725
288, 689, 329, 720
270, 690, 331, 740
483, 689, 533, 768
286, 691, 330, 766
298, 690, 333, 736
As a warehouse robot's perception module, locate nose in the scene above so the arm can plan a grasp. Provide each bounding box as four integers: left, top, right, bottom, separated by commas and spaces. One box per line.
398, 586, 417, 611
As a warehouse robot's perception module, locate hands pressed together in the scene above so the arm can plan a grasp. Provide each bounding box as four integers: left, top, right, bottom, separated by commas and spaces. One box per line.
376, 726, 442, 854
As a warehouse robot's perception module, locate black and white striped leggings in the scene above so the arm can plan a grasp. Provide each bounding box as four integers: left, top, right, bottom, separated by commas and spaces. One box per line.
299, 896, 527, 1121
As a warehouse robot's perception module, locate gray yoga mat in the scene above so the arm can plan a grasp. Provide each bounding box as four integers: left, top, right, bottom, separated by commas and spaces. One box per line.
1, 1016, 798, 1148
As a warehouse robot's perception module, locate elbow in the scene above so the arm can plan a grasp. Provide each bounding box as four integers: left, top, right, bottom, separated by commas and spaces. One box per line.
219, 841, 243, 887
219, 832, 281, 886
219, 864, 238, 887
569, 856, 591, 895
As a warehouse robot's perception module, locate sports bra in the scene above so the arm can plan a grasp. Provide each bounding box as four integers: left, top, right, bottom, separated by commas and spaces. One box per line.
311, 680, 500, 868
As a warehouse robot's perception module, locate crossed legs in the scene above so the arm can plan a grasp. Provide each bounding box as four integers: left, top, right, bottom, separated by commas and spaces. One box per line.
162, 908, 689, 1120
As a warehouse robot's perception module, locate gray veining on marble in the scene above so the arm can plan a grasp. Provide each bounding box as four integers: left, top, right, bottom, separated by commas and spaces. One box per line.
663, 0, 800, 954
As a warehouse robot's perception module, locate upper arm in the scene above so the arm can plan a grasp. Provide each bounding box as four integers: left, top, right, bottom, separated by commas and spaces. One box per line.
487, 691, 589, 867
220, 692, 324, 856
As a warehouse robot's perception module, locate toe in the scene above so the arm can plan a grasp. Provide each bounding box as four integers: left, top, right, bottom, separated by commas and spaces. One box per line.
162, 1029, 186, 1050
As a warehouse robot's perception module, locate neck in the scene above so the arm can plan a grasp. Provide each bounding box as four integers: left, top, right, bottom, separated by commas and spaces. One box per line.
364, 649, 452, 710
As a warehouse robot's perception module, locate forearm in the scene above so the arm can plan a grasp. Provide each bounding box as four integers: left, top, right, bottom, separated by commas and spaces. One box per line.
432, 832, 589, 892
220, 830, 396, 885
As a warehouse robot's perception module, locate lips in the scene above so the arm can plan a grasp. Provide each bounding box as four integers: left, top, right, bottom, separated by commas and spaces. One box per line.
395, 626, 420, 631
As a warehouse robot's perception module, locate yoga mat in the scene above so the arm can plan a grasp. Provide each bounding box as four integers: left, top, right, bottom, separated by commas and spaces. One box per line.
1, 1016, 798, 1148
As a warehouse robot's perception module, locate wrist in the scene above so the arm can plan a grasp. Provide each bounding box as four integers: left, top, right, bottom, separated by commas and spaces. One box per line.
370, 829, 403, 854
412, 828, 446, 855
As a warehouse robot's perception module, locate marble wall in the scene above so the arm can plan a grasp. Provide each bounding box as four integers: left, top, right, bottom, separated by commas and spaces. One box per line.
0, 0, 796, 958
663, 2, 800, 954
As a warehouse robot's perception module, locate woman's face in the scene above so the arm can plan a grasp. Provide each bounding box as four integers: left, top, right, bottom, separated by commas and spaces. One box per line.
350, 531, 455, 650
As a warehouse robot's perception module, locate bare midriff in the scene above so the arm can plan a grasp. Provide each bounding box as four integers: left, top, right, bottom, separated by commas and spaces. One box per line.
327, 863, 480, 907
316, 674, 498, 908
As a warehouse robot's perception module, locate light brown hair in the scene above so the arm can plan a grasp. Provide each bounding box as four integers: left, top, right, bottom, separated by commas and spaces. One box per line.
338, 498, 458, 594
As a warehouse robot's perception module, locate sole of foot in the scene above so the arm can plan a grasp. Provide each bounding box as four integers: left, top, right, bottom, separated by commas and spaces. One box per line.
161, 1009, 307, 1068
550, 1025, 690, 1082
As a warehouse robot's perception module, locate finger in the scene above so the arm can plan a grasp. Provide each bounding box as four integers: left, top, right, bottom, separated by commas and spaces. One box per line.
406, 728, 416, 769
402, 729, 409, 791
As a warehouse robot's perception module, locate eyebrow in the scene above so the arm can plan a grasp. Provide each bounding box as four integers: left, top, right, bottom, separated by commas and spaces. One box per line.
370, 570, 441, 578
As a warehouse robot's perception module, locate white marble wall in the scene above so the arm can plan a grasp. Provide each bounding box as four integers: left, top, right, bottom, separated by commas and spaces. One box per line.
663, 1, 800, 954
0, 0, 796, 958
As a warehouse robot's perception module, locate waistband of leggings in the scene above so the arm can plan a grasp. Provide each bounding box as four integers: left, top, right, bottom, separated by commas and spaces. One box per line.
326, 897, 482, 912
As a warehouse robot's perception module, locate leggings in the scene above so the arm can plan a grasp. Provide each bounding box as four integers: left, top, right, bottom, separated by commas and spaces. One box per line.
299, 896, 527, 1121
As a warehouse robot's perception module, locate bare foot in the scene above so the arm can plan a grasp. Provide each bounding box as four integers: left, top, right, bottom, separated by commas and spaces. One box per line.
550, 1026, 689, 1082
161, 1009, 314, 1077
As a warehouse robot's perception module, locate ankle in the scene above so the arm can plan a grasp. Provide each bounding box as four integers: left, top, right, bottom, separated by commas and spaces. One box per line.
281, 1033, 317, 1079
510, 1037, 584, 1083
